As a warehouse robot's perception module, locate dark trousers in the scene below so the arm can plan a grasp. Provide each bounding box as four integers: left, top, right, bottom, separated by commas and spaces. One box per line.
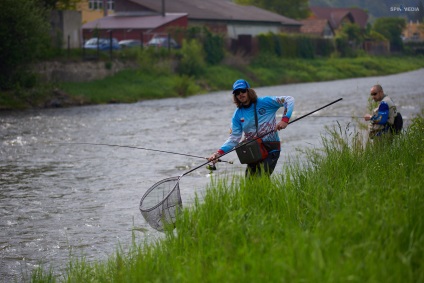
245, 151, 280, 177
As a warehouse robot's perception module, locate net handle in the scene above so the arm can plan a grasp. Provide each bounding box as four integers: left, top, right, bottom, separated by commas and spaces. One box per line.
182, 98, 343, 177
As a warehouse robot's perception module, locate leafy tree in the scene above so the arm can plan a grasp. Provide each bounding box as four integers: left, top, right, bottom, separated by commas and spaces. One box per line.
177, 40, 206, 77
234, 0, 310, 19
0, 0, 51, 90
372, 17, 406, 52
38, 0, 79, 9
340, 23, 364, 47
203, 31, 225, 65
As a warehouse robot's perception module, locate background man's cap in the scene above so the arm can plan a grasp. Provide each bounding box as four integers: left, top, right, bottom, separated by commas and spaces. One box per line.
232, 79, 250, 92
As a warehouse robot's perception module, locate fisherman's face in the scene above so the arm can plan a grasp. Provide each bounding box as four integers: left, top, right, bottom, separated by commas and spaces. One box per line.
370, 87, 383, 102
234, 89, 250, 105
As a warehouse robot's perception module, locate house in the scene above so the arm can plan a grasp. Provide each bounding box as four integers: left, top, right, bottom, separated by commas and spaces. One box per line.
82, 12, 188, 42
300, 19, 334, 38
402, 21, 424, 42
114, 0, 302, 39
77, 0, 116, 24
309, 7, 368, 32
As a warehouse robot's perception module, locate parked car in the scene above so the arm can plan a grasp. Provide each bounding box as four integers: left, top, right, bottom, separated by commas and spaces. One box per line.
119, 39, 142, 49
146, 36, 180, 49
84, 38, 120, 50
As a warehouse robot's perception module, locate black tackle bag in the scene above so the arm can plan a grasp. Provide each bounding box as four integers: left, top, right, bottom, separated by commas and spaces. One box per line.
391, 112, 403, 134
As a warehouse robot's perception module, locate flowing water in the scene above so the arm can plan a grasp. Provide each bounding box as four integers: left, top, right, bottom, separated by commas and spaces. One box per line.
1, 69, 423, 282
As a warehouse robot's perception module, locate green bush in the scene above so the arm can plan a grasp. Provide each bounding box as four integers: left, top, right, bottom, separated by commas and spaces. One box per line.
373, 17, 406, 52
137, 47, 175, 75
203, 30, 225, 65
176, 39, 206, 77
173, 75, 201, 97
335, 35, 357, 57
0, 0, 51, 90
257, 33, 334, 59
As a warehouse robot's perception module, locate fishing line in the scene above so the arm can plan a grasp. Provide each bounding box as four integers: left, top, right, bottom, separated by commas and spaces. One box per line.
58, 142, 233, 164
140, 98, 344, 232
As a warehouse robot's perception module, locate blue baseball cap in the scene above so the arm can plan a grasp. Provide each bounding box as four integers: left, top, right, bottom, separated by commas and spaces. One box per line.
232, 79, 250, 93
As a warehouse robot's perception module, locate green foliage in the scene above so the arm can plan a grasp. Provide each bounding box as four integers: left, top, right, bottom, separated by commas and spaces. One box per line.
335, 34, 355, 57
315, 37, 336, 57
234, 0, 310, 19
404, 41, 424, 55
340, 23, 364, 45
365, 30, 387, 41
38, 0, 79, 9
35, 115, 424, 282
201, 65, 246, 91
0, 0, 51, 90
169, 26, 225, 65
58, 69, 181, 104
48, 56, 424, 109
203, 30, 225, 65
333, 23, 367, 57
176, 39, 206, 77
137, 47, 174, 75
257, 33, 334, 58
373, 17, 406, 52
173, 75, 201, 97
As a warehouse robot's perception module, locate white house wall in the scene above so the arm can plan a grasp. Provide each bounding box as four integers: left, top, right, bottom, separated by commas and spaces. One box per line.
62, 11, 82, 48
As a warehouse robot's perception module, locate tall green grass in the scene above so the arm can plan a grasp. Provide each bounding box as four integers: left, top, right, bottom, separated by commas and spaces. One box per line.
58, 55, 424, 105
2, 56, 423, 109
32, 115, 424, 282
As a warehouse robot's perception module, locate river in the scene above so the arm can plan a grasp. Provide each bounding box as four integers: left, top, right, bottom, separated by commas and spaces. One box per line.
1, 69, 423, 282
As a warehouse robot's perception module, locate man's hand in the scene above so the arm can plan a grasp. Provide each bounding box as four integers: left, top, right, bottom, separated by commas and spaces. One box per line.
208, 152, 221, 164
364, 114, 372, 121
276, 120, 288, 131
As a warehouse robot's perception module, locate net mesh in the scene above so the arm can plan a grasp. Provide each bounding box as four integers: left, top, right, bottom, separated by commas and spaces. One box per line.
139, 176, 182, 231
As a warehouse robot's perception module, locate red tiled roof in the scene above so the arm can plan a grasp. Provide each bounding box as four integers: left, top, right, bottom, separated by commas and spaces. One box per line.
300, 19, 333, 36
310, 7, 368, 29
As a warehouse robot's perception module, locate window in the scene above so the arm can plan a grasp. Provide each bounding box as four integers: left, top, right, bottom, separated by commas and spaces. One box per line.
89, 0, 114, 11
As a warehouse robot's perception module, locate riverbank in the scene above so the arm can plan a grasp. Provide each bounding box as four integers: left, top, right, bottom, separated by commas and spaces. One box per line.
1, 55, 424, 110
31, 113, 424, 282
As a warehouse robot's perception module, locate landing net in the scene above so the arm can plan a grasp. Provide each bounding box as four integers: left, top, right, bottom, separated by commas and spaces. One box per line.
139, 176, 182, 231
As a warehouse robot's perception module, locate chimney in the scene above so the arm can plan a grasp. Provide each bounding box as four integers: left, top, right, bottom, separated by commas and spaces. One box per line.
162, 0, 165, 17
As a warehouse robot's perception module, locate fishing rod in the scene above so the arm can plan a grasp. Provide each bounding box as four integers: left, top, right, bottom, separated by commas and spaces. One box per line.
287, 98, 343, 125
58, 142, 233, 164
294, 115, 409, 119
189, 98, 344, 175
292, 115, 363, 118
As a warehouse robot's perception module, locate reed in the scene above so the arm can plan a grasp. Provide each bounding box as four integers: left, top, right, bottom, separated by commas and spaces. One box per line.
31, 113, 424, 282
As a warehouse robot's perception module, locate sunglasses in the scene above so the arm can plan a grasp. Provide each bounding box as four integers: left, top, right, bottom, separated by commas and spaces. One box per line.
370, 92, 378, 96
233, 89, 247, 96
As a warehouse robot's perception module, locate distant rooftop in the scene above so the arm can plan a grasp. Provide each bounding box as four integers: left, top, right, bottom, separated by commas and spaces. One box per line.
123, 0, 301, 26
82, 13, 187, 30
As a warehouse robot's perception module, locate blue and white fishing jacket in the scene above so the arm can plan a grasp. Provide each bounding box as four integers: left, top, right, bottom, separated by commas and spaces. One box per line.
218, 96, 294, 154
369, 95, 397, 137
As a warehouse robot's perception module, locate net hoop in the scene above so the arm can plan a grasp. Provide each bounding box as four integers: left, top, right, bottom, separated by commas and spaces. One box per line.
139, 176, 183, 231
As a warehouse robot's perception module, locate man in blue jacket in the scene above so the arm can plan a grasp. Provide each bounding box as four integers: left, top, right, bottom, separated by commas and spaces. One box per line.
208, 79, 295, 176
364, 84, 397, 139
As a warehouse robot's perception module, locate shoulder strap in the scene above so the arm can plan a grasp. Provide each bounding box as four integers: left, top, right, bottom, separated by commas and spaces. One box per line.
254, 102, 258, 136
